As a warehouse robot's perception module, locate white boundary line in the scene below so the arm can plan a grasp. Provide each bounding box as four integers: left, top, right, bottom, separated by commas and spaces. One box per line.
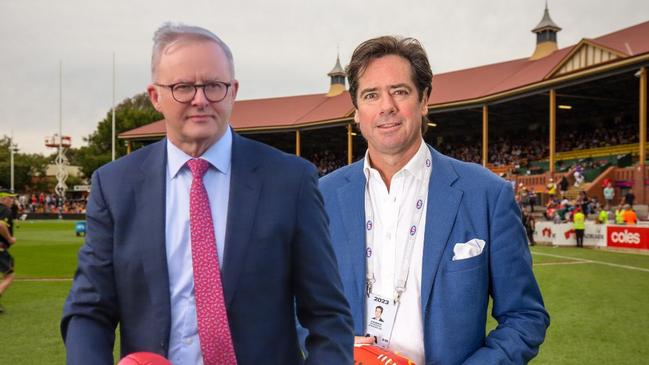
15, 278, 72, 282
533, 251, 649, 273
534, 260, 591, 266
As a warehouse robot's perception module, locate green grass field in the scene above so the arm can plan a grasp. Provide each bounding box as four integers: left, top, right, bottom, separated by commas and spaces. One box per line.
1, 220, 649, 364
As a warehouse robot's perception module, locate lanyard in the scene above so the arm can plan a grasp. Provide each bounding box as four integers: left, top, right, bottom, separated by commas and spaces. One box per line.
364, 149, 432, 304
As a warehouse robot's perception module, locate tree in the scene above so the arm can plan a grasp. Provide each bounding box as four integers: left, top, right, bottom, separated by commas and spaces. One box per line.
76, 92, 162, 177
0, 136, 49, 192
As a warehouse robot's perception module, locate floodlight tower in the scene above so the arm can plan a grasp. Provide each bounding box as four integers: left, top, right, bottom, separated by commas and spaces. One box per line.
9, 135, 18, 193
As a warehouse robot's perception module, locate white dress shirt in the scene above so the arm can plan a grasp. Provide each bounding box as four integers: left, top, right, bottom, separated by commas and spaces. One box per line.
363, 140, 430, 365
164, 127, 232, 365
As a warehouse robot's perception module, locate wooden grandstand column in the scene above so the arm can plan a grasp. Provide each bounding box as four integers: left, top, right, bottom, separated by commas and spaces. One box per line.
637, 67, 647, 204
347, 123, 353, 165
549, 89, 556, 175
640, 67, 647, 166
295, 129, 301, 157
482, 104, 488, 167
126, 141, 132, 154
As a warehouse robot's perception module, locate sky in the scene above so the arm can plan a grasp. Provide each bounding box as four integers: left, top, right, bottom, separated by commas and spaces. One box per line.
1, 0, 648, 155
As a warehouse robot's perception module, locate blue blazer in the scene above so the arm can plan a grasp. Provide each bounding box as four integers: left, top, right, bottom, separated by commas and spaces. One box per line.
319, 145, 549, 365
61, 134, 354, 364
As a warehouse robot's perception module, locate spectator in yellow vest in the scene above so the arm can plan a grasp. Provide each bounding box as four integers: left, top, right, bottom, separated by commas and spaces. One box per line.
573, 208, 585, 248
546, 179, 557, 199
597, 209, 609, 224
615, 204, 625, 224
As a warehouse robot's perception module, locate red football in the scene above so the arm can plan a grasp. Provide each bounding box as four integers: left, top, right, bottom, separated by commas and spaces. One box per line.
118, 352, 172, 365
354, 344, 415, 365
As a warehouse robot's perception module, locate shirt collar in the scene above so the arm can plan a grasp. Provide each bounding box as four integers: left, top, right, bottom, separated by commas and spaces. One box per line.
363, 138, 429, 182
167, 126, 233, 178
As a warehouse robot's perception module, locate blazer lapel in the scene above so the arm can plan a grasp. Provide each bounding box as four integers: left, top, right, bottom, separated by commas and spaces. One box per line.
335, 162, 367, 312
421, 147, 463, 312
134, 139, 171, 337
222, 134, 261, 308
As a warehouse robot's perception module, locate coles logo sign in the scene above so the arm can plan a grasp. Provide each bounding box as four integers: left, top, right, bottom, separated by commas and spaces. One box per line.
610, 230, 641, 244
607, 226, 649, 249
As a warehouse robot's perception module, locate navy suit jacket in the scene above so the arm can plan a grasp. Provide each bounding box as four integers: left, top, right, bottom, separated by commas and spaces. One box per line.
61, 134, 354, 364
319, 145, 549, 364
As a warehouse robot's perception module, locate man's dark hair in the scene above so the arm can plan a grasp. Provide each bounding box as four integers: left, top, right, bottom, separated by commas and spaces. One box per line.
346, 36, 433, 133
375, 306, 383, 313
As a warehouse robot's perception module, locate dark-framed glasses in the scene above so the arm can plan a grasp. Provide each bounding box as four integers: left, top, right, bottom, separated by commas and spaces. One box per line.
154, 81, 232, 103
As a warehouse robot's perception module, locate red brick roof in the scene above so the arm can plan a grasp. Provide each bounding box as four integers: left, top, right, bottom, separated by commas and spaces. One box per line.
231, 91, 352, 130
120, 119, 166, 138
120, 19, 649, 139
428, 48, 571, 105
593, 20, 649, 56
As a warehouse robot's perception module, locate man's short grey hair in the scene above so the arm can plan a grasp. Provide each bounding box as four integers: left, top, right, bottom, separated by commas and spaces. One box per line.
151, 22, 235, 79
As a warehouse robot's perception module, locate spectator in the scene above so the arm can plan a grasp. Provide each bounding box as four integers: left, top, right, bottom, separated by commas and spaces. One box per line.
603, 182, 615, 209
622, 204, 637, 225
615, 204, 625, 224
573, 208, 585, 248
624, 190, 635, 208
559, 176, 569, 197
597, 208, 609, 224
522, 210, 536, 246
546, 179, 556, 199
573, 167, 584, 187
528, 187, 537, 213
577, 191, 591, 215
518, 183, 529, 212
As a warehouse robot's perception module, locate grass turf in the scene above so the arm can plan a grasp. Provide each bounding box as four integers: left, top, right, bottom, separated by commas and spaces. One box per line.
1, 221, 649, 364
529, 246, 649, 364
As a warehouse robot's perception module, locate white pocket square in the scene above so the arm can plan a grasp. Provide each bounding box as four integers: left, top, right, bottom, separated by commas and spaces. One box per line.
452, 239, 486, 261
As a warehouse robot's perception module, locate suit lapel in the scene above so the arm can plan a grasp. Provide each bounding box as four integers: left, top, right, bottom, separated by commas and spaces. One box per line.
134, 139, 171, 337
421, 147, 463, 312
222, 134, 261, 308
335, 162, 367, 312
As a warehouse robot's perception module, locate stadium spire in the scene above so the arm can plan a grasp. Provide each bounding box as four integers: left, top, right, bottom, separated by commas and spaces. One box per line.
530, 2, 562, 60
326, 51, 346, 97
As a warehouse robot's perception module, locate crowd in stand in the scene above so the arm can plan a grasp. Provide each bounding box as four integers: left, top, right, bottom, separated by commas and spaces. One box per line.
308, 150, 346, 176
556, 123, 637, 152
515, 178, 639, 225
14, 193, 87, 215
435, 135, 549, 166
542, 191, 603, 223
435, 123, 637, 167
543, 195, 638, 225
300, 119, 637, 177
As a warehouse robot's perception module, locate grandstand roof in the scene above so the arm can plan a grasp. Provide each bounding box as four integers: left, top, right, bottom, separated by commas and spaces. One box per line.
231, 91, 352, 130
120, 19, 649, 140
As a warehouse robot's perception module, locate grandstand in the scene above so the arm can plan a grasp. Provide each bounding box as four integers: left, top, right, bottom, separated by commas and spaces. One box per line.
119, 6, 649, 207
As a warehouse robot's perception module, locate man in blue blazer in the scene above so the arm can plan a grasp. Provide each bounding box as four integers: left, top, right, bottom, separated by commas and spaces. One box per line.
61, 23, 353, 365
319, 36, 549, 364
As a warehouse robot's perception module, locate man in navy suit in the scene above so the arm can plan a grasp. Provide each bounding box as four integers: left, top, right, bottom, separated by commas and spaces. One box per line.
319, 36, 549, 364
61, 23, 353, 365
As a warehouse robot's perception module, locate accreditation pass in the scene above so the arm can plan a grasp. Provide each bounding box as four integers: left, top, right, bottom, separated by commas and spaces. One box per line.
365, 293, 398, 348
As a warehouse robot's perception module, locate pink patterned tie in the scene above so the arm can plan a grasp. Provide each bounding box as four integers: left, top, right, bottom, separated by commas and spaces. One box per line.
187, 158, 238, 365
